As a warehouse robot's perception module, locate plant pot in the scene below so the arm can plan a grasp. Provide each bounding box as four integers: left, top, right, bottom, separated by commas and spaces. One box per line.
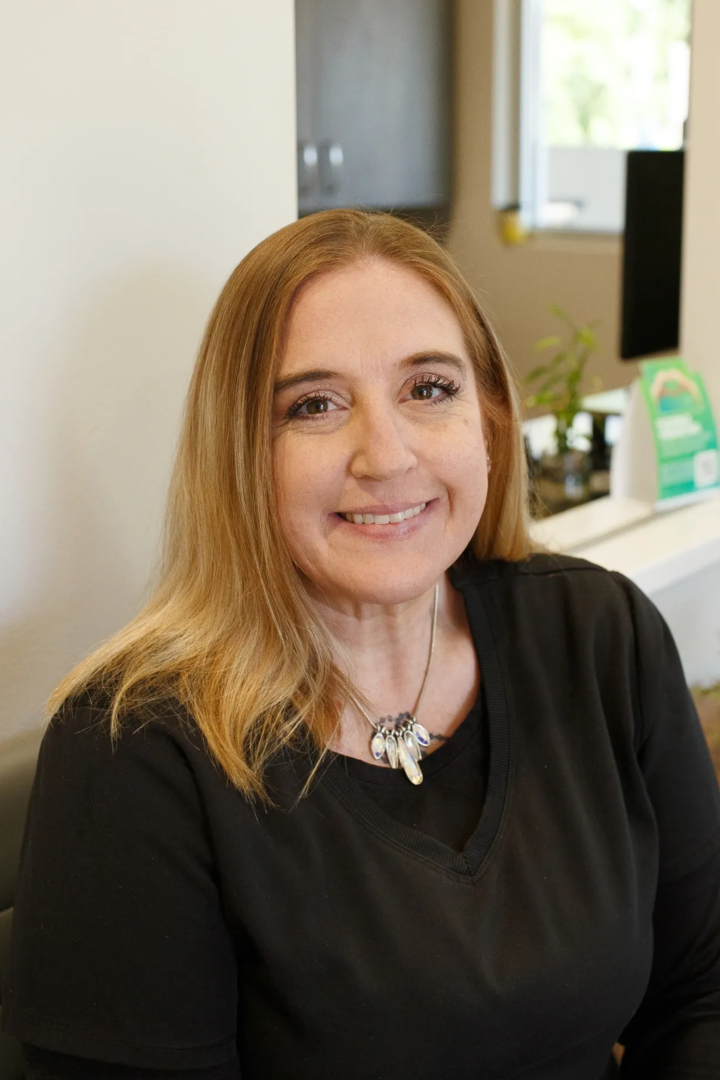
535, 449, 592, 516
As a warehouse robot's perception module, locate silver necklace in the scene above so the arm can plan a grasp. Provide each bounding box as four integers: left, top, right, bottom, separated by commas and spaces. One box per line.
348, 582, 439, 786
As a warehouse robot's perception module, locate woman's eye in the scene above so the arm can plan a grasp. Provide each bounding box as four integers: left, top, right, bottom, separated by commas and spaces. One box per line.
287, 395, 339, 419
302, 398, 335, 415
411, 383, 442, 400
409, 377, 460, 403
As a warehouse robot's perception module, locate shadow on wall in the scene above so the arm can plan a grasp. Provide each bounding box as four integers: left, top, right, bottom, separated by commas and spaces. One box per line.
0, 266, 213, 740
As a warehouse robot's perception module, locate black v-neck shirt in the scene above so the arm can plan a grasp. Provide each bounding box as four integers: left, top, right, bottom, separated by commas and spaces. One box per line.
341, 686, 487, 852
4, 554, 720, 1080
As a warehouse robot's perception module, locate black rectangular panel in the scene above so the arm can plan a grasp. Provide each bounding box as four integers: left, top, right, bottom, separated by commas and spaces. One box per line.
620, 150, 684, 360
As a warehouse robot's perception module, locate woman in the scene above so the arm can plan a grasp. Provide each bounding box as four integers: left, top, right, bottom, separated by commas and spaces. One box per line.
3, 210, 720, 1079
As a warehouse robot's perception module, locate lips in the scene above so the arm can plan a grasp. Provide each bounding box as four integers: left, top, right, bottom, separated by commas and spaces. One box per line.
338, 501, 427, 525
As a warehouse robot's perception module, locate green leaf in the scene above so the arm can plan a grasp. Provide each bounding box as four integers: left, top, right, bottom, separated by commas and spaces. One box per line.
534, 335, 562, 352
525, 364, 551, 383
535, 372, 566, 392
529, 305, 599, 416
526, 390, 559, 406
548, 304, 572, 325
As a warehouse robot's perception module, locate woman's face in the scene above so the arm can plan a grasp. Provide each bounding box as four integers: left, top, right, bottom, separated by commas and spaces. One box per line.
272, 259, 489, 608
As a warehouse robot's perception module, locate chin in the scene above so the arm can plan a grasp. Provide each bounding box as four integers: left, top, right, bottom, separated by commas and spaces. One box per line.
322, 559, 451, 608
297, 518, 482, 607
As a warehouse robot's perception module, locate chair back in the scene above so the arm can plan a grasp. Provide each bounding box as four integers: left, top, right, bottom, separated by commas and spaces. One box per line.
0, 727, 44, 1080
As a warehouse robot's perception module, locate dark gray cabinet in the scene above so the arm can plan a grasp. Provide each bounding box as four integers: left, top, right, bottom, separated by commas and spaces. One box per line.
296, 0, 454, 216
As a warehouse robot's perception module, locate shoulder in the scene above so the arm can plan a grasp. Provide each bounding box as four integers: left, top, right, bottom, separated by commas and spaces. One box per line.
23, 688, 233, 884
450, 551, 649, 633
41, 686, 211, 795
51, 684, 198, 737
7, 699, 239, 1071
451, 550, 627, 593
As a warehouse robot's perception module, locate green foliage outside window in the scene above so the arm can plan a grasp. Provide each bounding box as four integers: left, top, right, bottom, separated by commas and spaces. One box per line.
542, 0, 691, 149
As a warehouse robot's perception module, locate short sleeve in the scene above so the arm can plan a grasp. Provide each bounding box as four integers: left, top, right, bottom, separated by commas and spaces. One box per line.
0, 699, 239, 1071
612, 572, 720, 881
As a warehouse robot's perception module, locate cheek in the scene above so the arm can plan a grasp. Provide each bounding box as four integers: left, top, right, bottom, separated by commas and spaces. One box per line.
451, 457, 488, 516
273, 439, 307, 548
433, 418, 486, 493
272, 440, 291, 509
272, 437, 339, 538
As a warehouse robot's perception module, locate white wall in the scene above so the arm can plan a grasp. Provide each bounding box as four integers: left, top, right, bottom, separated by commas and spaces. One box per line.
652, 565, 720, 688
0, 1, 297, 740
680, 0, 720, 414
673, 0, 720, 688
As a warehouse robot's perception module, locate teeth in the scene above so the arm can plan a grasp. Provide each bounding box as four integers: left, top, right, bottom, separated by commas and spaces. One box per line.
342, 502, 426, 525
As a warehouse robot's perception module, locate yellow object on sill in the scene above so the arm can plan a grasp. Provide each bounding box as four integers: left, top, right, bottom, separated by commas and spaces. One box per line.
497, 206, 529, 246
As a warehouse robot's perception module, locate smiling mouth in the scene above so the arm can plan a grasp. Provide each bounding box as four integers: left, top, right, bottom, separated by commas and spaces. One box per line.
339, 502, 427, 525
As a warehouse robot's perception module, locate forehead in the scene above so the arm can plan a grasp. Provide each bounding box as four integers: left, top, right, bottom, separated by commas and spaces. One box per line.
279, 260, 469, 373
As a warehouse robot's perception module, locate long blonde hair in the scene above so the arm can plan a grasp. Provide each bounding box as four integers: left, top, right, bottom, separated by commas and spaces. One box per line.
48, 210, 535, 802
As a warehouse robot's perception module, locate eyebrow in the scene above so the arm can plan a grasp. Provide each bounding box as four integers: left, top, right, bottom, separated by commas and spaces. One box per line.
273, 351, 468, 394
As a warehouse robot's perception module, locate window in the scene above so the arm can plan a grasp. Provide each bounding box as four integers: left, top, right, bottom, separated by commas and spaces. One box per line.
493, 0, 691, 233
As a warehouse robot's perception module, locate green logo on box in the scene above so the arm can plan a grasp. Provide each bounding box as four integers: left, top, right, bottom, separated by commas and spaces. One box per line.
639, 358, 720, 503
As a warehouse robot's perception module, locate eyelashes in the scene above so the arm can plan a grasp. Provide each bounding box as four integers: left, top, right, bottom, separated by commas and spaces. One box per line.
285, 391, 337, 420
284, 373, 462, 422
409, 373, 462, 402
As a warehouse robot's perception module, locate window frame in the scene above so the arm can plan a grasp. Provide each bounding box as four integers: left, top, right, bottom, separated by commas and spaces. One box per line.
491, 0, 688, 239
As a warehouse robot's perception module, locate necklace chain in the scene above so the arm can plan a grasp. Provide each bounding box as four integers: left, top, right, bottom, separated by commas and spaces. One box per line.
347, 582, 440, 785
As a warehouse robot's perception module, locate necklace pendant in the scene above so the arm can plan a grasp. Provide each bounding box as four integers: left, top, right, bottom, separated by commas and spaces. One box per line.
368, 718, 425, 783
385, 732, 400, 769
396, 732, 423, 784
412, 721, 431, 748
402, 728, 421, 762
370, 730, 386, 761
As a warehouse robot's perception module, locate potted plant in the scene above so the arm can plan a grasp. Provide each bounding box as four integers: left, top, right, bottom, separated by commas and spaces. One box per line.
524, 306, 599, 515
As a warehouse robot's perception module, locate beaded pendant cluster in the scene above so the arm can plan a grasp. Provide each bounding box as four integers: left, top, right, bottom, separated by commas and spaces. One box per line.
369, 711, 431, 785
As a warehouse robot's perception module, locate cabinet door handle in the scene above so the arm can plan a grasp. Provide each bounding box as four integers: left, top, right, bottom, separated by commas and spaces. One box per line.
297, 142, 319, 196
318, 141, 344, 195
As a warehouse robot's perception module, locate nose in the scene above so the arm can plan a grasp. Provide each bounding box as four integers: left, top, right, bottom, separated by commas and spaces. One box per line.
348, 402, 417, 482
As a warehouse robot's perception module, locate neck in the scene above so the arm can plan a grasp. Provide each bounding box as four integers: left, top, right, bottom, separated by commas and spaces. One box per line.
306, 573, 460, 719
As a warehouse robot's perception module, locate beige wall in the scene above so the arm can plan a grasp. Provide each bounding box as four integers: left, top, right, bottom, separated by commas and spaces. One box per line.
680, 0, 720, 413
448, 0, 636, 399
0, 1, 297, 740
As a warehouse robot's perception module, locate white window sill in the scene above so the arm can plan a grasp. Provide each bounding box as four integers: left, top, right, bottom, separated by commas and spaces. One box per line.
530, 493, 720, 595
